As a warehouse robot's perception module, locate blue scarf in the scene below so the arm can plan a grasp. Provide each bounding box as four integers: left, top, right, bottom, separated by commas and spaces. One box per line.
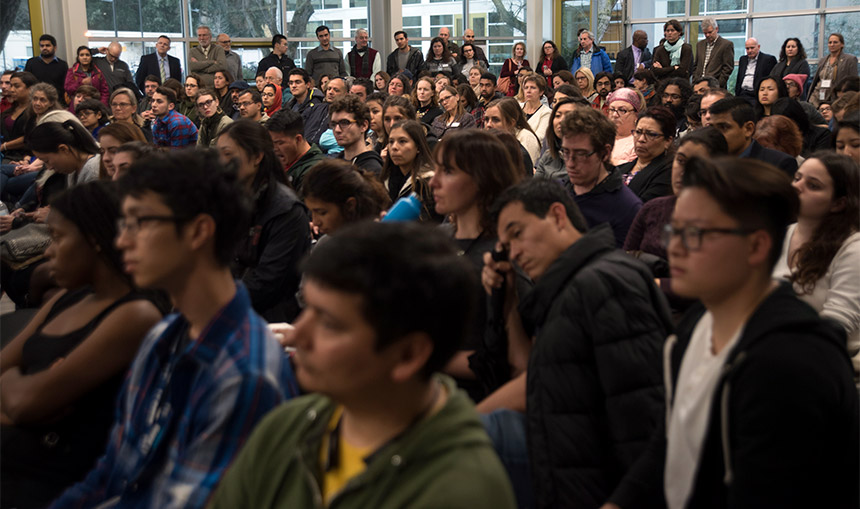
663, 38, 685, 67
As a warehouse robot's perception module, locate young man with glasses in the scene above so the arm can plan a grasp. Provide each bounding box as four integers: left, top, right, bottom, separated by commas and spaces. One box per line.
479, 177, 670, 508
150, 86, 198, 148
559, 106, 642, 247
330, 95, 383, 174
285, 68, 329, 145
616, 156, 858, 508
49, 149, 299, 509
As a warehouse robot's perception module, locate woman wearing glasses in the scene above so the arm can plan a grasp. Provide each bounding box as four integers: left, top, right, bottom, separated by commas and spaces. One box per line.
177, 73, 202, 126
430, 85, 476, 138
96, 121, 147, 180
0, 182, 162, 509
108, 88, 152, 142
196, 88, 233, 147
606, 87, 645, 166
616, 106, 676, 203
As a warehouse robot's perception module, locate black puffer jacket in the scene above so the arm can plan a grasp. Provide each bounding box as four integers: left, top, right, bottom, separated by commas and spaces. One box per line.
520, 224, 671, 508
232, 181, 310, 323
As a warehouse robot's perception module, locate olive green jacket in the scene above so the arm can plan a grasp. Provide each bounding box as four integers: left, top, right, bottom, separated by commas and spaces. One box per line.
209, 375, 516, 509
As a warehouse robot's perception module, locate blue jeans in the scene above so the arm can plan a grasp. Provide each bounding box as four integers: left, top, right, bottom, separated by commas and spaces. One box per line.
0, 164, 38, 206
481, 409, 534, 509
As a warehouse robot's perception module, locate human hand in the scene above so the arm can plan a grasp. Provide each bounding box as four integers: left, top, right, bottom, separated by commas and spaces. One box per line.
652, 61, 663, 69
481, 245, 514, 296
191, 57, 199, 62
268, 323, 296, 349
27, 207, 49, 223
97, 46, 108, 54
0, 215, 14, 233
81, 77, 92, 85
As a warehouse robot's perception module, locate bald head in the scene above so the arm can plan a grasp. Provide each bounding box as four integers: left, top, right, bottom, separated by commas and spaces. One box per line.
633, 30, 648, 49
106, 42, 123, 61
464, 28, 475, 43
745, 38, 761, 59
438, 27, 450, 43
217, 33, 232, 52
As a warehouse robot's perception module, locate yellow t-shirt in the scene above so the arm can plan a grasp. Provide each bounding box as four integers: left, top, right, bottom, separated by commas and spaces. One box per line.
320, 406, 371, 505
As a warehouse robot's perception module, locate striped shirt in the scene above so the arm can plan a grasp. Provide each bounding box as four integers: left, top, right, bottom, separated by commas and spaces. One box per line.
49, 283, 299, 509
152, 109, 198, 148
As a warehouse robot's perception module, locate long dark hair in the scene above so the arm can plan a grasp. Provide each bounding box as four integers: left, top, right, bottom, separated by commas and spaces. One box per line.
75, 45, 93, 68
427, 37, 452, 61
27, 119, 100, 155
790, 152, 860, 293
216, 119, 287, 191
486, 97, 540, 146
51, 181, 129, 285
302, 159, 391, 224
545, 97, 589, 159
380, 119, 433, 185
538, 40, 561, 63
779, 37, 807, 62
434, 129, 523, 232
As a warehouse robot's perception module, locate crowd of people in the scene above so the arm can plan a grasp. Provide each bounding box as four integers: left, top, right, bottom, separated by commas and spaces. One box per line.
0, 17, 858, 509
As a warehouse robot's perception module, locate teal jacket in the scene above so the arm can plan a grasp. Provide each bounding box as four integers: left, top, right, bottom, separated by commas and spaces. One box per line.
209, 375, 516, 509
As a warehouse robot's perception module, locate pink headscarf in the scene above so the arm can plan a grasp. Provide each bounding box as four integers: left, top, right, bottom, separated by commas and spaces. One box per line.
606, 87, 643, 113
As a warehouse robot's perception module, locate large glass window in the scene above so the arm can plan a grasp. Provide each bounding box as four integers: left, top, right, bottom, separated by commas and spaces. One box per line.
1, 0, 32, 71
825, 12, 860, 74
694, 18, 746, 60
752, 16, 818, 62
189, 0, 280, 39
560, 0, 590, 61
695, 0, 747, 15
87, 0, 182, 37
753, 0, 820, 12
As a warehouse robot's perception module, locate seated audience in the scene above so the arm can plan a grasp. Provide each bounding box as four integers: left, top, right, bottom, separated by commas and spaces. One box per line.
111, 141, 156, 180
574, 67, 597, 103
215, 119, 311, 323
380, 94, 418, 158
388, 73, 411, 96
483, 97, 541, 166
74, 98, 109, 137
262, 82, 282, 117
210, 221, 516, 509
109, 88, 152, 142
773, 151, 860, 382
641, 156, 859, 507
150, 86, 198, 148
0, 182, 162, 509
97, 121, 148, 180
237, 88, 269, 124
833, 111, 860, 160
633, 69, 659, 106
616, 105, 676, 202
179, 73, 202, 126
658, 77, 693, 136
375, 70, 390, 92
196, 88, 233, 147
431, 85, 476, 138
302, 159, 390, 237
606, 87, 645, 165
478, 178, 670, 508
708, 97, 798, 176
753, 114, 804, 162
534, 96, 591, 179
558, 106, 642, 247
266, 108, 325, 193
49, 149, 299, 508
770, 97, 832, 157
380, 119, 439, 221
365, 91, 387, 151
520, 74, 551, 145
412, 76, 443, 125
329, 95, 384, 174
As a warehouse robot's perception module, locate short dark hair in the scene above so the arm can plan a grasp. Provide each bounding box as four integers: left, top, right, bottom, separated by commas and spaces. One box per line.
144, 74, 161, 86
39, 34, 57, 46
302, 159, 391, 222
266, 108, 305, 136
329, 95, 370, 128
75, 98, 111, 125
27, 119, 100, 154
663, 19, 684, 35
239, 88, 262, 105
117, 149, 251, 267
559, 106, 616, 159
678, 126, 729, 156
681, 156, 797, 270
351, 77, 374, 97
491, 178, 589, 234
394, 30, 407, 40
2, 70, 14, 77
638, 105, 677, 139
288, 68, 311, 84
316, 25, 330, 36
594, 71, 613, 84
158, 35, 171, 43
382, 95, 417, 121
693, 76, 720, 91
633, 69, 656, 86
708, 97, 755, 128
153, 86, 177, 106
553, 84, 583, 99
217, 119, 287, 189
480, 72, 497, 86
271, 34, 286, 48
302, 221, 478, 378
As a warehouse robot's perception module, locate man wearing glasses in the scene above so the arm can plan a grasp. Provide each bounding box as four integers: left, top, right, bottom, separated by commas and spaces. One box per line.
49, 149, 299, 509
330, 95, 383, 174
149, 86, 198, 148
237, 89, 269, 125
560, 107, 642, 248
479, 177, 669, 508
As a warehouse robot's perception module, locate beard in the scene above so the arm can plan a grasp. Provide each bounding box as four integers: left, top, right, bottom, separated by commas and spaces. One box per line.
667, 102, 685, 120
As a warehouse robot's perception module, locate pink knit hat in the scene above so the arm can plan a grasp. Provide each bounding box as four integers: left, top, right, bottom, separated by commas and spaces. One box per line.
783, 73, 808, 94
607, 87, 643, 112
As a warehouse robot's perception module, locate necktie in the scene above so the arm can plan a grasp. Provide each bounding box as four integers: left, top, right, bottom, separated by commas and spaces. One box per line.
160, 57, 166, 82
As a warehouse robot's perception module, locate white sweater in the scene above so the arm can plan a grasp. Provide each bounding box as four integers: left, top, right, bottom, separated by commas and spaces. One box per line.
773, 223, 860, 378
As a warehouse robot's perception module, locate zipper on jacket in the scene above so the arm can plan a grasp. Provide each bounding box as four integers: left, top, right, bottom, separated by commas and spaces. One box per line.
719, 350, 747, 487
296, 446, 324, 507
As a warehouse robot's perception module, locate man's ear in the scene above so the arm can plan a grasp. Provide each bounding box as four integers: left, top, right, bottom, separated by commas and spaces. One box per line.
547, 201, 570, 231
186, 213, 217, 253
389, 332, 434, 383
742, 120, 756, 139
747, 229, 773, 269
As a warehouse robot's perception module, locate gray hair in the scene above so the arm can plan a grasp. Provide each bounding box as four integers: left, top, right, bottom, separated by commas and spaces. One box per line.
355, 28, 368, 38
580, 30, 595, 41
265, 66, 283, 80
702, 17, 718, 30
31, 82, 59, 105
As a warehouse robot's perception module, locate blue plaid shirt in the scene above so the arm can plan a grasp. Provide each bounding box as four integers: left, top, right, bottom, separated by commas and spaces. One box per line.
152, 109, 198, 148
49, 283, 299, 509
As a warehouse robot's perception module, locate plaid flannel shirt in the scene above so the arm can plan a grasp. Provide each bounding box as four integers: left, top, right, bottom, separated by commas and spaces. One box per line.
152, 109, 198, 148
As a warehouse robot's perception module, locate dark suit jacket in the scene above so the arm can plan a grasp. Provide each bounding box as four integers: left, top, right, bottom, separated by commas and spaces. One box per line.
614, 45, 652, 83
742, 139, 798, 177
694, 36, 735, 88
135, 53, 182, 91
735, 52, 777, 96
